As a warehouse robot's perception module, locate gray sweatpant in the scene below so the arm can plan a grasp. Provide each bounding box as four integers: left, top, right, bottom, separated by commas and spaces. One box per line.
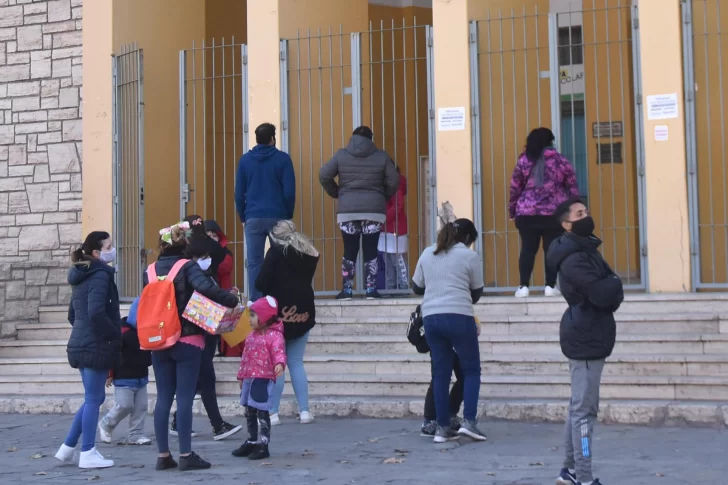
100, 386, 148, 441
563, 358, 605, 483
383, 252, 409, 289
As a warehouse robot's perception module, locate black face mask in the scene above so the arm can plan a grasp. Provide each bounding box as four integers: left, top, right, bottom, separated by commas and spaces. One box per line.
570, 216, 595, 238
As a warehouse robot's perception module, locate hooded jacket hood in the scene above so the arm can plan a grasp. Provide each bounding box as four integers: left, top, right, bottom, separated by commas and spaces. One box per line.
346, 134, 378, 158
546, 231, 603, 271
68, 258, 115, 286
204, 219, 229, 248
248, 143, 279, 162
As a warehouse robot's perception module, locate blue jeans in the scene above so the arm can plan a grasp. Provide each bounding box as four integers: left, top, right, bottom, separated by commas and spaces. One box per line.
270, 331, 310, 415
152, 342, 202, 455
64, 368, 108, 452
423, 313, 481, 427
245, 217, 282, 300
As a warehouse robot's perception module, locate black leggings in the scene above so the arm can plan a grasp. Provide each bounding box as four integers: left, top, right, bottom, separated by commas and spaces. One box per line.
424, 353, 464, 421
342, 232, 379, 263
516, 215, 563, 288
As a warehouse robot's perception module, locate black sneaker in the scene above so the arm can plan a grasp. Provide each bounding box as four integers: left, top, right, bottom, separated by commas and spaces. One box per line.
179, 451, 211, 471
248, 444, 270, 461
213, 422, 243, 441
556, 468, 577, 485
420, 420, 437, 437
170, 418, 199, 437
365, 289, 381, 300
457, 419, 487, 441
449, 416, 462, 432
433, 425, 460, 443
336, 289, 353, 301
232, 441, 257, 458
155, 455, 178, 471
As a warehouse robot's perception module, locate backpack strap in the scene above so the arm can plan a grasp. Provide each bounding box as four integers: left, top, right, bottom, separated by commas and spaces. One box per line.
146, 263, 157, 281
166, 259, 190, 281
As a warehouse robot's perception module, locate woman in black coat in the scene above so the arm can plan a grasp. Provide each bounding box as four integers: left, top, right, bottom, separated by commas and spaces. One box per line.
256, 220, 319, 426
55, 231, 121, 469
147, 221, 239, 472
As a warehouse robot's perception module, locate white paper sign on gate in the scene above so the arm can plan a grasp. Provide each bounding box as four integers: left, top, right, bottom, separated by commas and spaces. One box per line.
646, 93, 679, 120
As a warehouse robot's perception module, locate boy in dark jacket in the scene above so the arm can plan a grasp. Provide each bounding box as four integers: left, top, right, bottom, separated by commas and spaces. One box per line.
547, 198, 624, 485
407, 305, 466, 437
98, 297, 152, 445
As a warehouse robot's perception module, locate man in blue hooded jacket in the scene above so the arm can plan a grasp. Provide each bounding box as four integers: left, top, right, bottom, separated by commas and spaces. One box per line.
235, 123, 296, 300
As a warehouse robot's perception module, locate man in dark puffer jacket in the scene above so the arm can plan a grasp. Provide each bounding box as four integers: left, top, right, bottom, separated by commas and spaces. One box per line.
547, 197, 624, 485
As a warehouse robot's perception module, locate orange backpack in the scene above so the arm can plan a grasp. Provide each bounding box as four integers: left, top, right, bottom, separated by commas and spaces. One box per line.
137, 259, 189, 351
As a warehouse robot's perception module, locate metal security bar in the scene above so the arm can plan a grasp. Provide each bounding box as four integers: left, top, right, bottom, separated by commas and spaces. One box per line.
179, 39, 249, 291
282, 27, 353, 296
470, 2, 646, 294
112, 43, 145, 301
360, 21, 435, 296
683, 0, 728, 289
281, 22, 435, 296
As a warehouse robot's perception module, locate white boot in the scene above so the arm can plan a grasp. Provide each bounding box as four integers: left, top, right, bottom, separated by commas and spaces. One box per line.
55, 443, 76, 463
78, 447, 114, 469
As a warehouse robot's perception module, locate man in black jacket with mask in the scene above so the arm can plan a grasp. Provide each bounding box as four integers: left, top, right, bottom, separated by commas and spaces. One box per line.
547, 198, 624, 485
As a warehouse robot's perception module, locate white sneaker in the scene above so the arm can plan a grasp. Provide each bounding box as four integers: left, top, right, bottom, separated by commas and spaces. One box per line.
128, 436, 152, 445
55, 443, 76, 463
98, 422, 112, 444
78, 448, 114, 469
544, 286, 561, 297
299, 411, 314, 424
515, 286, 530, 298
270, 414, 281, 426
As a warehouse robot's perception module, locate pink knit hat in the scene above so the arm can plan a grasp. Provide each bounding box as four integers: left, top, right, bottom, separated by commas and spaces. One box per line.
249, 295, 279, 323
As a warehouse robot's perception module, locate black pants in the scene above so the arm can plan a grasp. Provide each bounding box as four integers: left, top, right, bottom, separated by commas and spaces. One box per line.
516, 215, 563, 288
424, 353, 464, 421
340, 220, 382, 291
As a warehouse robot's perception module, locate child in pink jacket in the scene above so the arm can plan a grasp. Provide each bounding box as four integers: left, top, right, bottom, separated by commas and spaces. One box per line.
232, 296, 287, 461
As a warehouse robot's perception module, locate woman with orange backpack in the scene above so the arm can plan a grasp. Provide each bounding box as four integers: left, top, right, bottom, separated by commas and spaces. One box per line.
139, 221, 239, 472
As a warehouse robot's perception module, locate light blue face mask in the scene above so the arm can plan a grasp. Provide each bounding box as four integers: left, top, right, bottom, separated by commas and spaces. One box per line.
197, 257, 212, 271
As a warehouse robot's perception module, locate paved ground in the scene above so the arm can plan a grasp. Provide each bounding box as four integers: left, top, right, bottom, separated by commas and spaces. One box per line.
0, 414, 725, 484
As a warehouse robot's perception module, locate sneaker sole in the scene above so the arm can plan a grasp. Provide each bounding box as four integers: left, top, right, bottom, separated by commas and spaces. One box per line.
336, 297, 353, 301
433, 435, 460, 443
300, 419, 314, 424
98, 423, 112, 444
457, 427, 487, 441
213, 425, 243, 441
79, 462, 114, 469
420, 432, 435, 437
170, 430, 199, 437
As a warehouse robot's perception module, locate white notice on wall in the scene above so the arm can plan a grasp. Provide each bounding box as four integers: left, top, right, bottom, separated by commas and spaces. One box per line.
647, 93, 679, 120
654, 125, 669, 142
438, 107, 466, 131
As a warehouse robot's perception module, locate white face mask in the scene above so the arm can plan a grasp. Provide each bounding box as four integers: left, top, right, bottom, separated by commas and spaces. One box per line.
99, 248, 116, 264
197, 257, 212, 271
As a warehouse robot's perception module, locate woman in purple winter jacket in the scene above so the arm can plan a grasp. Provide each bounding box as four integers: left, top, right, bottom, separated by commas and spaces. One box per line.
508, 127, 579, 298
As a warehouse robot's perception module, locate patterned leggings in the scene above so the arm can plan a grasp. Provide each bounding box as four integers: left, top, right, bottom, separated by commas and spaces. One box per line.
339, 220, 382, 291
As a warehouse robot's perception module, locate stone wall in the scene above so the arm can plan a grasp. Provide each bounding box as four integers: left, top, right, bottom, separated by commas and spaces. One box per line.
0, 0, 83, 336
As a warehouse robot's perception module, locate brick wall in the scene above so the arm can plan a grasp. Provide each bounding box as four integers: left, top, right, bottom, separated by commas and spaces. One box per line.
0, 0, 83, 336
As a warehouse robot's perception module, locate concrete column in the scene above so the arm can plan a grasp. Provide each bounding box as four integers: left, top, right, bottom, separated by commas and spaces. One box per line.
637, 0, 691, 292
81, 0, 114, 235
247, 0, 283, 136
432, 0, 473, 221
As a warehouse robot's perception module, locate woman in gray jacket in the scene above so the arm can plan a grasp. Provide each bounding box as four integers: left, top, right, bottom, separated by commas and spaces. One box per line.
319, 126, 400, 300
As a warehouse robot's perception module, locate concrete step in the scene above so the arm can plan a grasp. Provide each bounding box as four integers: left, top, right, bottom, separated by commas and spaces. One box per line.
20, 313, 726, 341
36, 293, 728, 324
2, 394, 727, 426
4, 354, 728, 378
5, 334, 728, 358
1, 372, 727, 401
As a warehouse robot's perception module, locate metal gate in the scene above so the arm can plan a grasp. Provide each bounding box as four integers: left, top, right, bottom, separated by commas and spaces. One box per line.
179, 39, 249, 290
470, 2, 646, 293
683, 0, 728, 289
112, 43, 145, 301
280, 21, 436, 296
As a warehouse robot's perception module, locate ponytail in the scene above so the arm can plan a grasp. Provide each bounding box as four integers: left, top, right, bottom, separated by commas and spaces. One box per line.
433, 223, 457, 255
